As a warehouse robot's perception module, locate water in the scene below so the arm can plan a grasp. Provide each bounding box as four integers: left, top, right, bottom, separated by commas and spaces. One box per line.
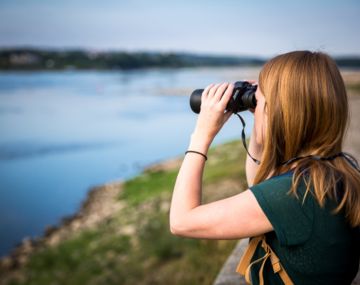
0, 67, 259, 257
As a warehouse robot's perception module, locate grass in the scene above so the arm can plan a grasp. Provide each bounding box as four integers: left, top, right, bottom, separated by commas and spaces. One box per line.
346, 82, 360, 94
120, 140, 246, 205
120, 169, 179, 206
2, 139, 247, 285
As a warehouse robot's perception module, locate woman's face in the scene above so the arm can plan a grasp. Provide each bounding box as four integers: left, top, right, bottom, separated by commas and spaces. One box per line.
254, 87, 267, 145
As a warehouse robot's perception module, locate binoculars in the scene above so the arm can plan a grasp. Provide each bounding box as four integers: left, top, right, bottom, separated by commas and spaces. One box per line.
189, 81, 257, 114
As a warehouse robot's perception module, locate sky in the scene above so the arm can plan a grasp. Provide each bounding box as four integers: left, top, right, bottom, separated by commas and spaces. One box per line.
0, 0, 359, 57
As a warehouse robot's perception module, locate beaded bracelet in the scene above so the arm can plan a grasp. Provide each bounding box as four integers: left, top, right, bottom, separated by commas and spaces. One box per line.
185, 150, 208, 161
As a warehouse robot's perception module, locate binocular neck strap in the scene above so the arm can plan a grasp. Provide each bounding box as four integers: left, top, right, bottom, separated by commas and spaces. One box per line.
235, 113, 261, 165
234, 112, 360, 173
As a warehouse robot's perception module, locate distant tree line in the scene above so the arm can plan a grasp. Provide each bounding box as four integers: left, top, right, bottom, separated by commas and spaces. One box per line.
0, 48, 265, 70
0, 48, 359, 70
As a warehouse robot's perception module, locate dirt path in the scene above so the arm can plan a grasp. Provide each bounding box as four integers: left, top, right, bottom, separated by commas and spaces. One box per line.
341, 70, 360, 162
344, 93, 360, 159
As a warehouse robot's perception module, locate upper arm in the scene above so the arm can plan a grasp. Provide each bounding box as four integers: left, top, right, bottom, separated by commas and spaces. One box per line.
170, 189, 273, 239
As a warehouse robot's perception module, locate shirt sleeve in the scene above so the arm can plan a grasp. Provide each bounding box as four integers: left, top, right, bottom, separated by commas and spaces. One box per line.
250, 174, 314, 246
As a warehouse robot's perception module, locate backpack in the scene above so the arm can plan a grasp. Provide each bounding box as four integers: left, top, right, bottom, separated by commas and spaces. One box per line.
236, 235, 294, 285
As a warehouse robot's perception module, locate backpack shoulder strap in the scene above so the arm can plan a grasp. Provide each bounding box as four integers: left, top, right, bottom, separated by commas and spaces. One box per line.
236, 235, 294, 285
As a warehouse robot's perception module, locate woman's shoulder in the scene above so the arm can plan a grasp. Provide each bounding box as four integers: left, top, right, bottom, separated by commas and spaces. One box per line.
249, 170, 315, 246
250, 171, 296, 195
265, 170, 295, 182
251, 170, 312, 198
249, 169, 356, 246
249, 173, 359, 283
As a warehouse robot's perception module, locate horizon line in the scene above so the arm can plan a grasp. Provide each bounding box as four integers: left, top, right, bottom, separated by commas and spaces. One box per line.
1, 45, 360, 59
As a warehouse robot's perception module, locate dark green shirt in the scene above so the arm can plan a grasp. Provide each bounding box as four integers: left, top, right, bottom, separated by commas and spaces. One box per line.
249, 171, 360, 285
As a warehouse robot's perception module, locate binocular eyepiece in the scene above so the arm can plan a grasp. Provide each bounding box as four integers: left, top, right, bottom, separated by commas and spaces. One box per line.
189, 81, 257, 114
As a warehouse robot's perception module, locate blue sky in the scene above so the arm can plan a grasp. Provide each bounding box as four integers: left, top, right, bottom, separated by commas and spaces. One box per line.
0, 0, 359, 57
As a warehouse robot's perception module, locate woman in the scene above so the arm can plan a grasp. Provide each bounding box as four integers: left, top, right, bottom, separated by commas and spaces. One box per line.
169, 51, 360, 284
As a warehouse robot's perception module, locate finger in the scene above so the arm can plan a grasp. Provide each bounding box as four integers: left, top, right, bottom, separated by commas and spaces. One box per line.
202, 83, 215, 100
219, 83, 234, 107
208, 83, 222, 98
213, 82, 229, 102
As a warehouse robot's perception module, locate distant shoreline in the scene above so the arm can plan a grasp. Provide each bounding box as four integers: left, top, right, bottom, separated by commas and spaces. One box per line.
1, 48, 360, 71
0, 48, 265, 71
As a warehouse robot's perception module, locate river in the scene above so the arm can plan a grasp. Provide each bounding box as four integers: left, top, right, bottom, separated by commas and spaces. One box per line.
0, 67, 259, 257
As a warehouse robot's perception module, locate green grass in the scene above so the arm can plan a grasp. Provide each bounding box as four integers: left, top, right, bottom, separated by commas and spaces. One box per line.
346, 82, 360, 94
20, 228, 132, 285
2, 139, 247, 285
120, 169, 178, 205
204, 141, 246, 184
120, 140, 247, 206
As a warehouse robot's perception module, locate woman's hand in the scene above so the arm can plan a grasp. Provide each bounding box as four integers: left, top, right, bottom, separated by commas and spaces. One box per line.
190, 82, 234, 152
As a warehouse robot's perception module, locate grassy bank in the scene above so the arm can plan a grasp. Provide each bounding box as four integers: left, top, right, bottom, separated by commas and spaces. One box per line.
347, 82, 360, 94
1, 140, 247, 285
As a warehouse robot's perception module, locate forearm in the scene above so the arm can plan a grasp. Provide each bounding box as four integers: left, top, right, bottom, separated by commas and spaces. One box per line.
246, 125, 263, 187
170, 82, 234, 234
170, 134, 211, 230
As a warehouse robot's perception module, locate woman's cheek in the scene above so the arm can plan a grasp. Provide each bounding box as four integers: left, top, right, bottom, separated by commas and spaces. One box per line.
255, 120, 262, 145
255, 114, 266, 145
259, 115, 267, 145
256, 128, 263, 145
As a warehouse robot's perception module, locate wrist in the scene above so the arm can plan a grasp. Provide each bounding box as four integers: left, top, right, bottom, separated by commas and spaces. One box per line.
188, 132, 212, 154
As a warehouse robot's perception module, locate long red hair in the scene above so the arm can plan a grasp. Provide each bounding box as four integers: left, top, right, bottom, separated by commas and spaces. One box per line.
254, 51, 360, 227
